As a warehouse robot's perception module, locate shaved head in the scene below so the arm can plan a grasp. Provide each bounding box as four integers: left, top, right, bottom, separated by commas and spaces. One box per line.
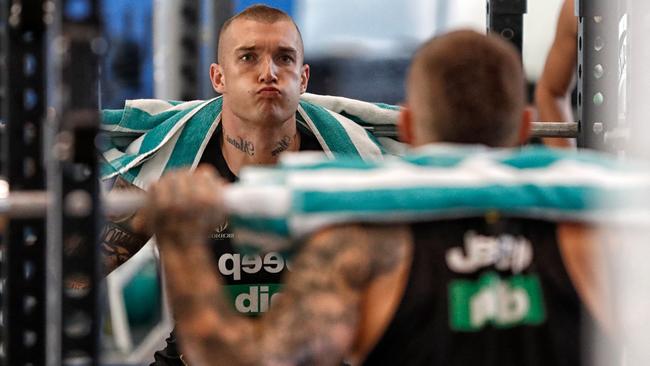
217, 4, 304, 64
407, 30, 526, 147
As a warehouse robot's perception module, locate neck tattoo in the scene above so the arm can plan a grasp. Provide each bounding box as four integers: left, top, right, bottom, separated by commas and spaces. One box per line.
225, 134, 255, 156
271, 135, 295, 156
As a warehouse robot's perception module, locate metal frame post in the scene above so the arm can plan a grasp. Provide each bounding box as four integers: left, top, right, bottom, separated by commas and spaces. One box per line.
200, 0, 233, 98
178, 0, 200, 100
153, 0, 201, 100
576, 0, 620, 150
0, 1, 48, 364
52, 0, 104, 364
486, 0, 527, 54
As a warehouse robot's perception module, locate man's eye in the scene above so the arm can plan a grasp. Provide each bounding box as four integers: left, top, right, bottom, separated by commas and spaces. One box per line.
279, 55, 294, 64
240, 54, 255, 62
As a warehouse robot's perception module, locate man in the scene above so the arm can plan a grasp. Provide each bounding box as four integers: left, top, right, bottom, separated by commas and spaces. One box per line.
99, 4, 386, 365
149, 30, 614, 365
102, 5, 312, 274
535, 0, 577, 148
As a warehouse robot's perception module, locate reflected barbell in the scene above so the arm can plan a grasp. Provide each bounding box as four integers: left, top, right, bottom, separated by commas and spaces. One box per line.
530, 122, 579, 138
0, 190, 146, 218
369, 122, 580, 139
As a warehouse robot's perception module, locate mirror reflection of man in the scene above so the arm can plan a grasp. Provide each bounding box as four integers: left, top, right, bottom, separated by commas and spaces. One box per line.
100, 5, 385, 365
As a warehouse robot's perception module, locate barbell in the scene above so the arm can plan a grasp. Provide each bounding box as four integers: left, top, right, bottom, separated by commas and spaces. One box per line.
369, 121, 579, 138
0, 190, 145, 218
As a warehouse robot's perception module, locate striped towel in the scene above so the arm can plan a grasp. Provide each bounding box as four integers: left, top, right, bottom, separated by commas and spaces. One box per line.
225, 145, 650, 255
99, 93, 403, 189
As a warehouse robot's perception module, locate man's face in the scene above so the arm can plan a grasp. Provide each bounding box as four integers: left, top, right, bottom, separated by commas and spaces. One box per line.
212, 19, 309, 126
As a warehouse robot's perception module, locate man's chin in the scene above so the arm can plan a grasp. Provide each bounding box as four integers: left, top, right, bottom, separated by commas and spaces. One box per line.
255, 103, 292, 123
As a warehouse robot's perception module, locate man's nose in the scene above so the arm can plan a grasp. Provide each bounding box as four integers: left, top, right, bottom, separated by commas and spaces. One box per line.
258, 56, 278, 83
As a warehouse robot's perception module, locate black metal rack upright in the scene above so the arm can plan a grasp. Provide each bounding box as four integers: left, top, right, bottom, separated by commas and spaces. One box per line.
179, 0, 200, 100
0, 0, 104, 364
53, 0, 103, 364
576, 0, 620, 150
1, 1, 48, 364
486, 0, 527, 55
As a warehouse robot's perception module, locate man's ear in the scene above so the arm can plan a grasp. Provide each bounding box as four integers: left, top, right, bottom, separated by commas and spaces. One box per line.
210, 63, 225, 94
398, 106, 415, 145
517, 107, 533, 145
300, 64, 310, 94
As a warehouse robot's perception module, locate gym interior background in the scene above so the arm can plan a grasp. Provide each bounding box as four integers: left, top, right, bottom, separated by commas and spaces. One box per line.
3, 0, 650, 365
98, 1, 565, 362
103, 0, 565, 106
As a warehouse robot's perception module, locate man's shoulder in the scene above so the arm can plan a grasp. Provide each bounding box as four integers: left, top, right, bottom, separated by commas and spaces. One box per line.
311, 223, 410, 245
306, 223, 411, 282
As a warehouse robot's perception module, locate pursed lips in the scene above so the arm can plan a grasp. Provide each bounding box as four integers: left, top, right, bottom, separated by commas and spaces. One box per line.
257, 87, 281, 96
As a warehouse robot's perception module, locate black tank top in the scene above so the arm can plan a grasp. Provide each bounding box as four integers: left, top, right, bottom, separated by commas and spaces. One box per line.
151, 121, 322, 365
363, 216, 598, 366
201, 121, 322, 314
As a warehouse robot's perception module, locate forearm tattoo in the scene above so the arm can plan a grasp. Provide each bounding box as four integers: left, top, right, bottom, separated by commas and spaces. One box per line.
64, 273, 91, 292
225, 134, 255, 156
169, 224, 409, 366
258, 225, 407, 365
101, 222, 149, 273
100, 176, 149, 274
161, 238, 259, 366
271, 135, 293, 156
100, 221, 149, 274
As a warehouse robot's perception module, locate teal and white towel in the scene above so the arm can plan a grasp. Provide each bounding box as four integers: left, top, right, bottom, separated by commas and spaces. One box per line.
225, 145, 650, 254
99, 93, 403, 189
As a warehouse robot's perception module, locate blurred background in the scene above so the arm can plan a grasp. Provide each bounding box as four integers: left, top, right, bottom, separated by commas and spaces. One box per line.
100, 0, 565, 107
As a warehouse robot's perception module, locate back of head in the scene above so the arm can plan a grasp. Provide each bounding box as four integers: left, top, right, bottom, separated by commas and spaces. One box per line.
217, 4, 304, 62
407, 30, 525, 147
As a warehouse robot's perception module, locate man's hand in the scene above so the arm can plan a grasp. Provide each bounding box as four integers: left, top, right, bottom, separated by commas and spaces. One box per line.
147, 165, 227, 246
148, 166, 256, 366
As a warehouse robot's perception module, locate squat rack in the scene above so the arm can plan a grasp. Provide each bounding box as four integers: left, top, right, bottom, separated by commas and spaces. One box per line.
1, 0, 103, 365
0, 1, 636, 365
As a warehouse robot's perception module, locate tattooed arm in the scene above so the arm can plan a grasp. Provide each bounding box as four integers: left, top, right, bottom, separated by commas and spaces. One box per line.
101, 176, 151, 275
149, 165, 411, 366
256, 224, 411, 365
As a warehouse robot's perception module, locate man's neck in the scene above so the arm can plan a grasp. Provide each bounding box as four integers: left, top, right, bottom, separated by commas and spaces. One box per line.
220, 109, 300, 176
